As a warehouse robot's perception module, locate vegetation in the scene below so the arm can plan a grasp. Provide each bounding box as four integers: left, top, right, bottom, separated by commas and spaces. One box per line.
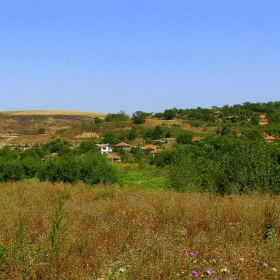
0, 182, 279, 279
1, 102, 280, 278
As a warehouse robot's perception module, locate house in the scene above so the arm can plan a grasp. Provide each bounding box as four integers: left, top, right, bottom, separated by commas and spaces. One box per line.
149, 149, 162, 154
213, 110, 222, 117
115, 142, 130, 150
150, 149, 162, 160
259, 114, 268, 125
265, 135, 275, 143
106, 154, 121, 162
141, 144, 157, 151
96, 143, 112, 154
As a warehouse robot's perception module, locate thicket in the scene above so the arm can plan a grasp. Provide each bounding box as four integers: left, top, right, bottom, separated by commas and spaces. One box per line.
168, 138, 280, 195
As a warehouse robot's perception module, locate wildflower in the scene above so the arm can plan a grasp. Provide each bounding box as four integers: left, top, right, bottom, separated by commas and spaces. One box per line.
239, 257, 244, 261
263, 262, 268, 267
205, 269, 212, 275
191, 270, 198, 276
189, 252, 195, 258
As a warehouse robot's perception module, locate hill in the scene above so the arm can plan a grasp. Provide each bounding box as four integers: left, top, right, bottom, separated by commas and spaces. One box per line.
0, 110, 106, 144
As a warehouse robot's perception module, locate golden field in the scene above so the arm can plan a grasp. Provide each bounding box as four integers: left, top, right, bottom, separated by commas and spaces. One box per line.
0, 182, 279, 279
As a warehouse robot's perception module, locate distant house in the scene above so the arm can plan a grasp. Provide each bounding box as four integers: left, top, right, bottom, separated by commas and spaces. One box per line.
259, 114, 269, 125
115, 142, 130, 150
141, 144, 157, 151
106, 154, 121, 162
149, 149, 162, 154
214, 110, 222, 117
265, 135, 275, 143
154, 139, 167, 144
96, 143, 112, 154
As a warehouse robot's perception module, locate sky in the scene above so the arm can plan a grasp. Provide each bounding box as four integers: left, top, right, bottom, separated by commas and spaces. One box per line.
1, 0, 280, 115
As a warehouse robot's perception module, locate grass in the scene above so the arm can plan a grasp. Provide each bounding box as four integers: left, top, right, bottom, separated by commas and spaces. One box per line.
0, 182, 279, 279
0, 110, 106, 118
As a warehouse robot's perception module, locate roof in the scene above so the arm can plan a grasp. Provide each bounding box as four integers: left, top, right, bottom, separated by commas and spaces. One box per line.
115, 142, 130, 147
96, 143, 110, 148
265, 135, 275, 141
214, 110, 222, 114
150, 149, 162, 154
260, 114, 267, 119
106, 154, 121, 159
141, 144, 157, 150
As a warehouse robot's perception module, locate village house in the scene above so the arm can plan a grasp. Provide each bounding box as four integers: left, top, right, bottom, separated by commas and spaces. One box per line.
114, 142, 131, 150
106, 153, 121, 162
264, 135, 275, 143
141, 144, 157, 151
259, 114, 269, 125
96, 143, 112, 154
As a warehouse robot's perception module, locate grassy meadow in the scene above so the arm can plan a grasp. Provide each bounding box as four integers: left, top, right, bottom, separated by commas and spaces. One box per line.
0, 182, 279, 279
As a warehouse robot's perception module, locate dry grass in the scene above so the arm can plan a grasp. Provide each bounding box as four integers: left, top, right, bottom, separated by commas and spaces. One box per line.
1, 110, 106, 118
0, 182, 279, 279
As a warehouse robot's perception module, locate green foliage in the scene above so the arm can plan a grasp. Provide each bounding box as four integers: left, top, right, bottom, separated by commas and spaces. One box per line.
163, 109, 176, 120
176, 131, 193, 145
21, 156, 41, 178
168, 147, 205, 192
132, 111, 148, 124
1, 159, 24, 182
94, 116, 103, 124
37, 126, 46, 134
101, 130, 120, 145
105, 110, 129, 122
127, 127, 138, 140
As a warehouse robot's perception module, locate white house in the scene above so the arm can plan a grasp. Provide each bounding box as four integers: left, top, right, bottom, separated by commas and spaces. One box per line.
96, 143, 113, 154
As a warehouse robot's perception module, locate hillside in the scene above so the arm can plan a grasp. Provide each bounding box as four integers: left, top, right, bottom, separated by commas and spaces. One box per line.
0, 110, 106, 144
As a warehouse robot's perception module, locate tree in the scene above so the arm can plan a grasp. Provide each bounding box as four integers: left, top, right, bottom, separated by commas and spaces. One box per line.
132, 111, 147, 124
163, 109, 176, 120
38, 127, 46, 134
176, 132, 193, 145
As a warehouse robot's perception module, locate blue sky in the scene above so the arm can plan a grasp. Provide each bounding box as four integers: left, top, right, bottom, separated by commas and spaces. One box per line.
1, 1, 280, 115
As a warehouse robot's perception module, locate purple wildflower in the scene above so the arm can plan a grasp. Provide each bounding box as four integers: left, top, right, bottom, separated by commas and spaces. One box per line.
263, 262, 268, 267
205, 269, 212, 275
191, 270, 198, 276
189, 252, 195, 258
239, 257, 244, 261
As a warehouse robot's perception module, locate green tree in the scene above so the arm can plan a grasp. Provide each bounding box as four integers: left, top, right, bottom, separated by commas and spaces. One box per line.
132, 111, 147, 124
176, 132, 193, 145
163, 109, 176, 120
38, 126, 46, 134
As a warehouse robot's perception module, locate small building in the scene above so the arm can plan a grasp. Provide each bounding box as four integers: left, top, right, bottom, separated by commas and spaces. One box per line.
141, 144, 157, 151
96, 143, 112, 154
259, 114, 269, 125
214, 110, 222, 117
106, 154, 121, 162
115, 142, 131, 150
265, 135, 275, 143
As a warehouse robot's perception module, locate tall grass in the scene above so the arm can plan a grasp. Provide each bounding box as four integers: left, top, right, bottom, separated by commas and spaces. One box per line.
0, 182, 279, 279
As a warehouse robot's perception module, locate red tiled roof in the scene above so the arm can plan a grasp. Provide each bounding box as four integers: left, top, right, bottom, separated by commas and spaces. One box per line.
115, 142, 130, 147
106, 154, 121, 159
214, 110, 222, 114
141, 144, 157, 150
265, 135, 275, 141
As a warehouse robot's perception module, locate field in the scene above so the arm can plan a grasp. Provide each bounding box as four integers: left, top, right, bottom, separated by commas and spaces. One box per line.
0, 182, 279, 279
